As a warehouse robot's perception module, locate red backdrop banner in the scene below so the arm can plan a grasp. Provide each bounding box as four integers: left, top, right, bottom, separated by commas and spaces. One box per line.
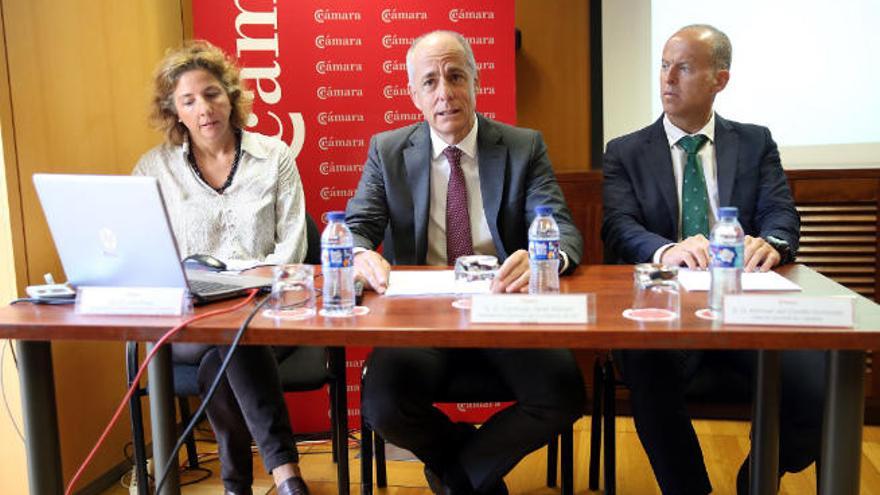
193, 0, 516, 433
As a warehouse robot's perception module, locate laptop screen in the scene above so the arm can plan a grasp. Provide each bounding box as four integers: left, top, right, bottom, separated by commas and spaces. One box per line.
33, 174, 189, 289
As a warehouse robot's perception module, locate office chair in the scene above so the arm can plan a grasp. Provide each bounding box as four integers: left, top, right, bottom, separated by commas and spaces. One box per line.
359, 359, 577, 495
126, 214, 352, 495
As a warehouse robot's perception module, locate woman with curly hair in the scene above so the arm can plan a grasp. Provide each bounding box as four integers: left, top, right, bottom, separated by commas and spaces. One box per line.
133, 41, 309, 495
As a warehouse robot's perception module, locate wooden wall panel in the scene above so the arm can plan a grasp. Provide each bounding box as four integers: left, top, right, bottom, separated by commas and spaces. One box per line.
516, 0, 591, 173
0, 7, 28, 492
0, 2, 27, 303
787, 170, 880, 302
558, 171, 603, 265
0, 0, 187, 488
4, 0, 183, 286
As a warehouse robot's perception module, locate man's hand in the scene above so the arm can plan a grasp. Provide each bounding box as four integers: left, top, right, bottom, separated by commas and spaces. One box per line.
491, 249, 530, 293
744, 235, 781, 272
660, 235, 711, 269
353, 250, 391, 294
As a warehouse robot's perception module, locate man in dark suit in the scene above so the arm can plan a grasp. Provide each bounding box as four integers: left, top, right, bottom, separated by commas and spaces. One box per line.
602, 24, 825, 494
346, 30, 586, 494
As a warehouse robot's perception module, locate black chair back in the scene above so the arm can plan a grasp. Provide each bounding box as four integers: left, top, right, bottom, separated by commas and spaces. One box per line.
305, 213, 321, 264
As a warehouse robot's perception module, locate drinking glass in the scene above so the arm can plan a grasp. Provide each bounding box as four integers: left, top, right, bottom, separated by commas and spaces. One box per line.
623, 263, 680, 321
263, 264, 316, 320
452, 255, 499, 309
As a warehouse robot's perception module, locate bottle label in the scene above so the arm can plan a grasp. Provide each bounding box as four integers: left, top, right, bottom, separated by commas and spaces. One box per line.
710, 243, 743, 268
322, 247, 353, 268
529, 240, 560, 260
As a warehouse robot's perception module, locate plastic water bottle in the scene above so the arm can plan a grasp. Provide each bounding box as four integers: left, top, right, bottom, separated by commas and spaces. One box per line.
709, 206, 744, 312
321, 211, 355, 315
528, 205, 561, 294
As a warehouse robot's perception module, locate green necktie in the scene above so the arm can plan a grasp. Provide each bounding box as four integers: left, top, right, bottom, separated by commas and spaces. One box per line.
678, 134, 710, 238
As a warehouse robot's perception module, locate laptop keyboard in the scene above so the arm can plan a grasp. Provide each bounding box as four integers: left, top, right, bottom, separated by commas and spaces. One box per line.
189, 279, 240, 294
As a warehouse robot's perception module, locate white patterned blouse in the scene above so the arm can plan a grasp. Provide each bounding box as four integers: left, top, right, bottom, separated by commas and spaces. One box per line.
133, 130, 307, 266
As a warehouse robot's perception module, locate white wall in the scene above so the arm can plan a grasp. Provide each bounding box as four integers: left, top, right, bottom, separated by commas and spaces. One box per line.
602, 0, 653, 148
602, 0, 880, 169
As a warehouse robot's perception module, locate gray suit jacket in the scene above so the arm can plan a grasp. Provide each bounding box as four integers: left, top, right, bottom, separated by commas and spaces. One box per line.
345, 114, 583, 273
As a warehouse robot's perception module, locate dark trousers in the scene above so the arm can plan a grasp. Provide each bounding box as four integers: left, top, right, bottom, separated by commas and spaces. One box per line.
616, 349, 826, 495
361, 347, 586, 493
173, 344, 299, 493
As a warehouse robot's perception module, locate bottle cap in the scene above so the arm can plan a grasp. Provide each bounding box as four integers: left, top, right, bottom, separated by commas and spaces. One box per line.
718, 207, 738, 219
326, 211, 346, 222
535, 205, 553, 216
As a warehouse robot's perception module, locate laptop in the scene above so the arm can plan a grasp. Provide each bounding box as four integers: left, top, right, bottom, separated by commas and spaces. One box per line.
32, 173, 271, 304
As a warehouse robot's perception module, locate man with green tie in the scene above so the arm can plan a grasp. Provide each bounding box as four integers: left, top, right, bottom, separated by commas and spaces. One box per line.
601, 24, 825, 494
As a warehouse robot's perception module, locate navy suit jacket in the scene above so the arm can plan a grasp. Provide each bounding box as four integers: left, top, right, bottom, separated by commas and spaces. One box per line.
346, 114, 583, 273
601, 114, 799, 264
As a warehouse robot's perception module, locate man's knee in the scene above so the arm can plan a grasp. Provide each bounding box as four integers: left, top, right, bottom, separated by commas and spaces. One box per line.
616, 350, 688, 390
360, 389, 401, 434
555, 368, 587, 423
548, 389, 586, 429
518, 361, 586, 428
361, 360, 400, 431
361, 359, 429, 434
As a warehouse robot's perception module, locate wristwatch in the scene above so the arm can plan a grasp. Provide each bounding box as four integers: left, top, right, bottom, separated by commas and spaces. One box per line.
764, 236, 792, 264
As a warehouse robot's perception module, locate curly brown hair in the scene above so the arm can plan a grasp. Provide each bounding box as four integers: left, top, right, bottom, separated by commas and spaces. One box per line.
150, 40, 253, 145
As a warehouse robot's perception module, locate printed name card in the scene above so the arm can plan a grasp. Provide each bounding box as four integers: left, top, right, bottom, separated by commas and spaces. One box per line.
723, 295, 855, 327
470, 294, 592, 324
75, 287, 190, 316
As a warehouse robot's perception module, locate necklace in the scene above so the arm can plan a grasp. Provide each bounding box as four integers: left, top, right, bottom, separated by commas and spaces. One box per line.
188, 131, 242, 194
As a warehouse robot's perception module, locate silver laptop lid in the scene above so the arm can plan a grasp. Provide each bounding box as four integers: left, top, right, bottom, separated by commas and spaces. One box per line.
33, 173, 188, 289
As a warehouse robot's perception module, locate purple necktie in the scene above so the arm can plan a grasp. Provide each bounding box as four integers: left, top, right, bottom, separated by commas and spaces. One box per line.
444, 146, 474, 264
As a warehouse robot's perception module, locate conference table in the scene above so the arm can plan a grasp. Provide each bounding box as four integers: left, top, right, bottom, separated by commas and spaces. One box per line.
1, 264, 878, 495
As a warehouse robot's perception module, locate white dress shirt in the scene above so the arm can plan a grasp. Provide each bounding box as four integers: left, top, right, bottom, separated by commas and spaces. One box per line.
133, 130, 307, 266
653, 113, 720, 262
423, 117, 570, 271
426, 118, 497, 265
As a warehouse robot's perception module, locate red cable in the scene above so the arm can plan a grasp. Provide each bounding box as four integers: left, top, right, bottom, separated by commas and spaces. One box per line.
63, 290, 259, 495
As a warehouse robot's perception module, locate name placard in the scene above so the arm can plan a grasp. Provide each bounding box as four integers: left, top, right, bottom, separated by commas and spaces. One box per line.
723, 295, 855, 328
75, 287, 190, 316
470, 294, 591, 324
